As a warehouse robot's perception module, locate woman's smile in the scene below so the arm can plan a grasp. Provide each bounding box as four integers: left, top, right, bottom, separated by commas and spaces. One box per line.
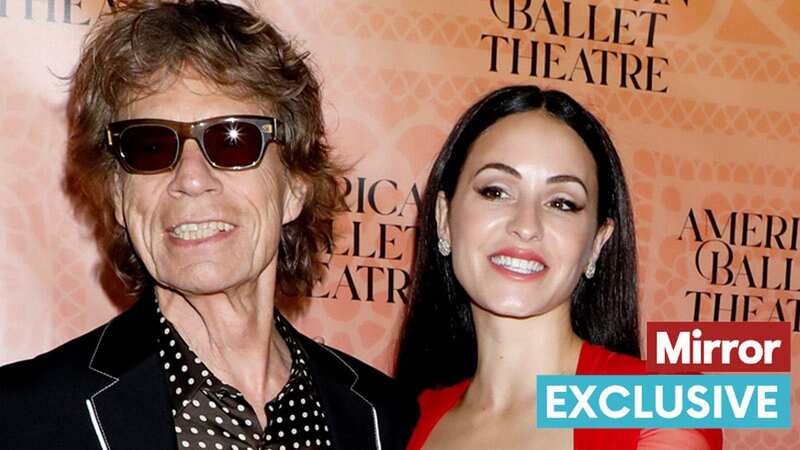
488, 247, 548, 281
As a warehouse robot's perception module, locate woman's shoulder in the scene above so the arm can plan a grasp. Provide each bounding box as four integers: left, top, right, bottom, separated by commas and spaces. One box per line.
407, 380, 471, 450
417, 379, 470, 412
574, 342, 723, 450
576, 341, 648, 375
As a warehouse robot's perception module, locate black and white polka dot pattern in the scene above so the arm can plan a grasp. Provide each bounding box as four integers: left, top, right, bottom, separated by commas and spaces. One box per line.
156, 303, 334, 450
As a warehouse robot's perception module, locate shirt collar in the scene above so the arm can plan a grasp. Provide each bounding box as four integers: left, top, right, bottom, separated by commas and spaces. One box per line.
154, 301, 313, 415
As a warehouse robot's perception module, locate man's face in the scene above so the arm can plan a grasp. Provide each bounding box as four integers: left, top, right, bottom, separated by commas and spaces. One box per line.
113, 76, 304, 297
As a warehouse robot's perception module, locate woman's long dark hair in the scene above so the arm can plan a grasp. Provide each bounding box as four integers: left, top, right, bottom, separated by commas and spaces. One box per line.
396, 85, 640, 394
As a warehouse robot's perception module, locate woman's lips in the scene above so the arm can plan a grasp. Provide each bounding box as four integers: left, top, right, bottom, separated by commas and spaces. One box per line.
488, 248, 547, 281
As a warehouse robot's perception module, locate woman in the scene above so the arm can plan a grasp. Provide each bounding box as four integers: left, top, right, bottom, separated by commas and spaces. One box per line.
396, 85, 721, 450
0, 2, 417, 449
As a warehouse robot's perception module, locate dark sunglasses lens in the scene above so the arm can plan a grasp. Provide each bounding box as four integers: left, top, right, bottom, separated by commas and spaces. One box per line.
203, 121, 263, 168
119, 125, 178, 172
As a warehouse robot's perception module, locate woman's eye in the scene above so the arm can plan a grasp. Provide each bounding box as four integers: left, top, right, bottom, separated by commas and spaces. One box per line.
477, 186, 509, 200
549, 198, 579, 212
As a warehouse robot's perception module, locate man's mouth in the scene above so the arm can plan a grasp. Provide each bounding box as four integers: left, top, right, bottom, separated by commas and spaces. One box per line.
169, 221, 234, 241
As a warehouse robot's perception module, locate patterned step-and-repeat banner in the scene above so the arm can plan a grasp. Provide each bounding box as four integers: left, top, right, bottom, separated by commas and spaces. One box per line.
0, 1, 798, 448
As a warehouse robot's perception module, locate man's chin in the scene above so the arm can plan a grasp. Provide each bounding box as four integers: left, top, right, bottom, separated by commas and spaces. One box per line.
154, 272, 248, 298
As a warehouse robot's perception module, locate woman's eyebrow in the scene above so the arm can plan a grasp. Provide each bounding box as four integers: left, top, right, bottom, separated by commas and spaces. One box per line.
547, 174, 588, 194
473, 164, 588, 194
473, 162, 521, 178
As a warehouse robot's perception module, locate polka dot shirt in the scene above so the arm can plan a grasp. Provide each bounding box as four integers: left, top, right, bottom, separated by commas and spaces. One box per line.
156, 304, 334, 450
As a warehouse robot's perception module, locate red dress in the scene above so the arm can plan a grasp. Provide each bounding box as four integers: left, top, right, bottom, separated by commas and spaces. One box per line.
407, 342, 723, 450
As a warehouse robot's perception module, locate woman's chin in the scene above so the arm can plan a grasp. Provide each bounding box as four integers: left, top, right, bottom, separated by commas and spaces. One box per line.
470, 298, 566, 320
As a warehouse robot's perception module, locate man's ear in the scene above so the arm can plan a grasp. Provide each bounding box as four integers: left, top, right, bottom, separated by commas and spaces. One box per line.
434, 191, 451, 243
282, 174, 308, 225
112, 171, 125, 227
589, 218, 615, 267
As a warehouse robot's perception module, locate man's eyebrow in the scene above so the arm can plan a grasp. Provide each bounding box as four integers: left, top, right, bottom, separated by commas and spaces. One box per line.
547, 174, 587, 194
473, 163, 521, 178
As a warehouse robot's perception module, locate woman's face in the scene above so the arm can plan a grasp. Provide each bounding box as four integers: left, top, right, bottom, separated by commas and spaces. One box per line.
436, 110, 613, 319
113, 76, 305, 296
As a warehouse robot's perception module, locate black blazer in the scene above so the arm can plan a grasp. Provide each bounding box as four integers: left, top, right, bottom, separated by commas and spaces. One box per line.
0, 299, 418, 450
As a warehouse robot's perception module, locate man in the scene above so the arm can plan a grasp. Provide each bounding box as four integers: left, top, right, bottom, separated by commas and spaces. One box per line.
0, 1, 418, 449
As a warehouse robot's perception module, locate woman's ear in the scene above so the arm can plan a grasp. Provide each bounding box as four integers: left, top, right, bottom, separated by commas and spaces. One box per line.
434, 191, 451, 244
589, 218, 615, 267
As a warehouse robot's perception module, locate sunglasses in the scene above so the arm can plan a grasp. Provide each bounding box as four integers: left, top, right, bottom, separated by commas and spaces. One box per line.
106, 115, 282, 174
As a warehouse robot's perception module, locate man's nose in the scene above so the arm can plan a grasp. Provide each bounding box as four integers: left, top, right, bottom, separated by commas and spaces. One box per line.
166, 140, 223, 198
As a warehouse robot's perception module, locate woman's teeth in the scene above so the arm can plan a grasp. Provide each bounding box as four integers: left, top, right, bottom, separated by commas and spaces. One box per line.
171, 221, 234, 241
490, 255, 545, 274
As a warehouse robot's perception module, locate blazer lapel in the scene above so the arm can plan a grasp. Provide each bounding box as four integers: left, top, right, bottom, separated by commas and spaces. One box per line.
86, 299, 176, 450
295, 332, 380, 450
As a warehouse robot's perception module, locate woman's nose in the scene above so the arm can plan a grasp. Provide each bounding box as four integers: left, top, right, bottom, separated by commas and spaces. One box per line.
507, 203, 543, 242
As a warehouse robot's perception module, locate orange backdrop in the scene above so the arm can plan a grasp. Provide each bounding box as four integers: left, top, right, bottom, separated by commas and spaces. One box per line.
1, 1, 798, 448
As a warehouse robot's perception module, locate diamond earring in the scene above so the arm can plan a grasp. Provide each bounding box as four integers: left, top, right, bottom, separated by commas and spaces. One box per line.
437, 239, 451, 256
585, 261, 596, 279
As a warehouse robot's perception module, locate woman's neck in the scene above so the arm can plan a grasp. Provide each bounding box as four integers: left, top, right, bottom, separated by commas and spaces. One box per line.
466, 302, 584, 411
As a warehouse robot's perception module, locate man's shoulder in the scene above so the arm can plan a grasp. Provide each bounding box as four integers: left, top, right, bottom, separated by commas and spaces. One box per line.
298, 333, 394, 384
0, 318, 110, 395
318, 343, 399, 389
297, 334, 419, 449
296, 331, 416, 406
0, 318, 114, 447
